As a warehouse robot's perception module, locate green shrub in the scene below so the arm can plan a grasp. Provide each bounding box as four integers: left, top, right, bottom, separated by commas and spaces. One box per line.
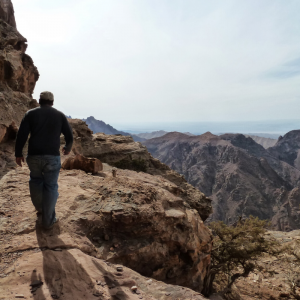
203, 216, 280, 296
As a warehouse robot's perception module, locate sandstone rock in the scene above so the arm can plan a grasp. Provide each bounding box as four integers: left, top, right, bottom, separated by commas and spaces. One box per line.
62, 154, 103, 175
0, 124, 6, 143
0, 164, 212, 294
0, 248, 208, 299
0, 0, 16, 28
66, 121, 212, 222
0, 5, 39, 172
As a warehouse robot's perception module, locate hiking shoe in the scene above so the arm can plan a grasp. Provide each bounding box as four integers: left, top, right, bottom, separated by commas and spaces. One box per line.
45, 216, 59, 230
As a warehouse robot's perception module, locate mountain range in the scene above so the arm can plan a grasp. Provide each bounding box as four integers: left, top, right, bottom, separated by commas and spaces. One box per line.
143, 131, 300, 231
83, 116, 145, 142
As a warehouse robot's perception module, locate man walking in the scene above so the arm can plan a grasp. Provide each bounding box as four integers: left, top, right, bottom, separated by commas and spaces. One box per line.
15, 91, 73, 229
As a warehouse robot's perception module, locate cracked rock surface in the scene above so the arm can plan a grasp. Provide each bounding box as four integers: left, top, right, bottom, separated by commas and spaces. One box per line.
0, 163, 212, 299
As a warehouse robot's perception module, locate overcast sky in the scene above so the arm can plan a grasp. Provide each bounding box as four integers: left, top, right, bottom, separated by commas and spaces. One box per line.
13, 0, 300, 126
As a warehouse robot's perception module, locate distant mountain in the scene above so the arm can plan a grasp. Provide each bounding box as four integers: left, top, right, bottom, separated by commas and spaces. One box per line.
245, 135, 277, 149
135, 130, 169, 139
143, 131, 300, 231
83, 116, 145, 142
268, 130, 300, 170
135, 130, 195, 140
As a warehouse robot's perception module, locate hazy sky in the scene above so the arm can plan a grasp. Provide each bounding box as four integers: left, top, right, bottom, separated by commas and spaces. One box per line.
13, 0, 300, 125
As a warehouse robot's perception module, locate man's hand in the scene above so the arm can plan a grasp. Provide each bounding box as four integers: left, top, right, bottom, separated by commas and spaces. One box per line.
16, 157, 24, 167
62, 148, 70, 156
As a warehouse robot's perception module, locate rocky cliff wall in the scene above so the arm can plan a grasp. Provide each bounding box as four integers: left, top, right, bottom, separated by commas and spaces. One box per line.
0, 0, 16, 28
0, 2, 39, 177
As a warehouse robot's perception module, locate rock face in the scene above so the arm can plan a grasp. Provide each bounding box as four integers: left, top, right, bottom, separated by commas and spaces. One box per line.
0, 1, 39, 177
268, 130, 300, 169
245, 134, 277, 149
84, 116, 146, 142
143, 132, 300, 231
135, 130, 169, 139
0, 0, 16, 28
0, 163, 212, 296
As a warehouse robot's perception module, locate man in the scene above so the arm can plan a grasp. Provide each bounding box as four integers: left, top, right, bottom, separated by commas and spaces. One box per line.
15, 91, 73, 229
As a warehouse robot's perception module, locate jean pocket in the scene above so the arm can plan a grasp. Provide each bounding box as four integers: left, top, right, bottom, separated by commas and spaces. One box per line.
44, 158, 61, 172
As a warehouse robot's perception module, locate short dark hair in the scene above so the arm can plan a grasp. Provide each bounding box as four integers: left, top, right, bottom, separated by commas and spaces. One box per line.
39, 99, 54, 106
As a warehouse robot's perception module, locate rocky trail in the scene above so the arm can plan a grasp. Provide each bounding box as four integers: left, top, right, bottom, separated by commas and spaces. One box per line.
0, 162, 210, 300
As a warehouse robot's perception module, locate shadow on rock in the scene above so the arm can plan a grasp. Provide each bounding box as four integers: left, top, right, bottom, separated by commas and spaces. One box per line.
33, 221, 130, 299
92, 259, 129, 300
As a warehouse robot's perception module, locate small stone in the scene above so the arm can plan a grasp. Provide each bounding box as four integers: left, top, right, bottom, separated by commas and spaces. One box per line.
110, 247, 114, 251
93, 291, 103, 297
104, 235, 109, 241
114, 244, 119, 248
116, 266, 123, 272
15, 295, 25, 299
131, 286, 138, 292
146, 279, 152, 284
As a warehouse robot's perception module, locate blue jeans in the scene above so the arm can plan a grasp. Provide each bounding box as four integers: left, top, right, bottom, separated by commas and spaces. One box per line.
26, 155, 61, 228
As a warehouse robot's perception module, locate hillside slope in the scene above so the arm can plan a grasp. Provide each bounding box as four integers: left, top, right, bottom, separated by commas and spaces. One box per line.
143, 132, 300, 230
84, 116, 145, 142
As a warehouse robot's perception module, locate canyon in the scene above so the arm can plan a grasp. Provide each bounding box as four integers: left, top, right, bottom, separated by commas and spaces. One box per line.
1, 1, 300, 299
143, 131, 300, 231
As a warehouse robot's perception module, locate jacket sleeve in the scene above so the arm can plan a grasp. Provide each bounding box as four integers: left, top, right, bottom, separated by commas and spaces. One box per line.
15, 113, 30, 157
61, 115, 73, 153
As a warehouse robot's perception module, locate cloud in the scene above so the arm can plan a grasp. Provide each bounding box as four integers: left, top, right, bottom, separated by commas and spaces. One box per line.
12, 0, 300, 124
266, 57, 300, 79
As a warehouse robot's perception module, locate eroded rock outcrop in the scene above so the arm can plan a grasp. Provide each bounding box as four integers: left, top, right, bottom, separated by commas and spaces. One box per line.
68, 119, 212, 222
0, 2, 39, 176
0, 163, 212, 297
0, 0, 16, 28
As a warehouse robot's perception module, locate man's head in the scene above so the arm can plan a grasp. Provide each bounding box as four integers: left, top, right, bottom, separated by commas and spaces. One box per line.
39, 91, 54, 106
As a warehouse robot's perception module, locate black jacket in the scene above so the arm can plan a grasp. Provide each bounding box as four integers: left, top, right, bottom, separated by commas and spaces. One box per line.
15, 106, 73, 157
